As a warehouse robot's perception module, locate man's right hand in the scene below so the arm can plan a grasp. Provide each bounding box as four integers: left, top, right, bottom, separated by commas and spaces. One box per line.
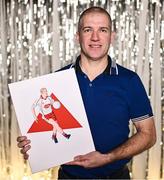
17, 136, 31, 160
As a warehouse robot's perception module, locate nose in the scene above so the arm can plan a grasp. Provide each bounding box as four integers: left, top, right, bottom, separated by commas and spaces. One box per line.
91, 31, 99, 41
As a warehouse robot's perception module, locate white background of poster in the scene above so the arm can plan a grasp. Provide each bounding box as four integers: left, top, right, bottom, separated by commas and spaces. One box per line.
9, 69, 95, 173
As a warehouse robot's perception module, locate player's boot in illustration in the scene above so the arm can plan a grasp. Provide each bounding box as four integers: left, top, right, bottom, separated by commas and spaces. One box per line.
62, 132, 71, 139
52, 134, 58, 143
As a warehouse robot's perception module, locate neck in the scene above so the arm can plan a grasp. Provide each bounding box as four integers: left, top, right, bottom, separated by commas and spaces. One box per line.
41, 95, 48, 99
80, 55, 108, 81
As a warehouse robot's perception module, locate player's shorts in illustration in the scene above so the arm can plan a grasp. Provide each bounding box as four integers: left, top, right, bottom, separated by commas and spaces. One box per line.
44, 111, 57, 121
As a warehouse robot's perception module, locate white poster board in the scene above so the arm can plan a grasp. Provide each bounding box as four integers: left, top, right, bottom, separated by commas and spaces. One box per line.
9, 69, 95, 173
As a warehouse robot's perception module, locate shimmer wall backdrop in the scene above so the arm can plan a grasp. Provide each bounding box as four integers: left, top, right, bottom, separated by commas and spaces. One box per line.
0, 0, 164, 179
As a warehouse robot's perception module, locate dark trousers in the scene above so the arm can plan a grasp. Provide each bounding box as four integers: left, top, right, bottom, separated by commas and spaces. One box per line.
58, 166, 131, 179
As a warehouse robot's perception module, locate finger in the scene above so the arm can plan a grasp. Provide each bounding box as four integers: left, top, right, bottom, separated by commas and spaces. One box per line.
20, 145, 31, 154
65, 158, 79, 164
65, 157, 84, 165
17, 139, 31, 148
66, 161, 83, 166
23, 153, 29, 160
65, 161, 76, 165
67, 160, 88, 167
74, 155, 87, 161
17, 136, 27, 142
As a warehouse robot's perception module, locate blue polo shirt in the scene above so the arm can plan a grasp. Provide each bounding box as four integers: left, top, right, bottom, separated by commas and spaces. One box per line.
60, 55, 153, 178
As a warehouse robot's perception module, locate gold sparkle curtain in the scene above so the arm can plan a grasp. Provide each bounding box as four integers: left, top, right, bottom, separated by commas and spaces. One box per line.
0, 0, 164, 179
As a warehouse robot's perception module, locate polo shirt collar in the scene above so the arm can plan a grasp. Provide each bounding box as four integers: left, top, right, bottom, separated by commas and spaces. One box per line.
71, 55, 118, 75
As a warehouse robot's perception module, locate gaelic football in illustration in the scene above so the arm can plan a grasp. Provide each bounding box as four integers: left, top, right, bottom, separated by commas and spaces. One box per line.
28, 87, 82, 143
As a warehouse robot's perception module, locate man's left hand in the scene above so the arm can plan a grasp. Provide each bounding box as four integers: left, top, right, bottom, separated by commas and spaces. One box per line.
66, 151, 109, 168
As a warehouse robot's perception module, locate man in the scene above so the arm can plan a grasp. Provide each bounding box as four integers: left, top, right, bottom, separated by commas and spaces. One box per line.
32, 87, 71, 143
17, 6, 156, 179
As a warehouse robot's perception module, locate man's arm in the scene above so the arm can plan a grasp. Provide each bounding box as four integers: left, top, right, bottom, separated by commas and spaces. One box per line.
32, 100, 40, 122
67, 117, 156, 168
106, 117, 156, 162
32, 107, 38, 122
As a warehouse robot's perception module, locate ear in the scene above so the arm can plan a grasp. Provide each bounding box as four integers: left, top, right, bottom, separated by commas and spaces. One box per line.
75, 32, 80, 43
110, 32, 116, 45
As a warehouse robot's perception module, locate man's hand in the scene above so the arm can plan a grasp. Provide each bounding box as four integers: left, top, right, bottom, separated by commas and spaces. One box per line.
43, 118, 49, 123
17, 136, 31, 160
66, 151, 109, 168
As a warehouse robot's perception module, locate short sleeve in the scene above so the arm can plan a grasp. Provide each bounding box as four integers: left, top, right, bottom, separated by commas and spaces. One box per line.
48, 96, 54, 104
32, 99, 40, 108
128, 73, 153, 122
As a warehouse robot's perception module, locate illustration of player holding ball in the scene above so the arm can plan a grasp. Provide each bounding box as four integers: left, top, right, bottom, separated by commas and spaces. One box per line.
32, 88, 71, 143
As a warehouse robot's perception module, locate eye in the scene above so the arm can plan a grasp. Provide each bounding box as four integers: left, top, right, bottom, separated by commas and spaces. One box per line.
83, 28, 92, 33
100, 28, 108, 33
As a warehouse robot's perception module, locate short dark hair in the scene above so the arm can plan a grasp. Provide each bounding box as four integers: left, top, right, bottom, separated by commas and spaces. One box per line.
78, 6, 112, 32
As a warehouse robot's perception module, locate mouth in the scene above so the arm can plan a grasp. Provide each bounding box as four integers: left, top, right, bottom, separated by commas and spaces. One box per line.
89, 44, 102, 48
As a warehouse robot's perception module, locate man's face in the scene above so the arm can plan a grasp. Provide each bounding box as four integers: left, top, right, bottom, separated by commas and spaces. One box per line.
76, 12, 112, 61
41, 89, 48, 98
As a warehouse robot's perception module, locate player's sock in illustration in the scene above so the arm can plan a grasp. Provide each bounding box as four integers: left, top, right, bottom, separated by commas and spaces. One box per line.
66, 134, 71, 139
62, 132, 71, 139
52, 134, 58, 143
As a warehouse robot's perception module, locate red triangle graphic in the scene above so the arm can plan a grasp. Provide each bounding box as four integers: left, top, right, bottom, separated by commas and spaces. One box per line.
27, 93, 82, 133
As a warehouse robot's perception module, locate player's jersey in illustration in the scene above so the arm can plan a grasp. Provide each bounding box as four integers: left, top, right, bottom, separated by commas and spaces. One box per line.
33, 96, 54, 115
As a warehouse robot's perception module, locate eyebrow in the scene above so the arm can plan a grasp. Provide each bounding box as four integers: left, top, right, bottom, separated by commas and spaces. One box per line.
82, 26, 92, 30
82, 26, 110, 30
